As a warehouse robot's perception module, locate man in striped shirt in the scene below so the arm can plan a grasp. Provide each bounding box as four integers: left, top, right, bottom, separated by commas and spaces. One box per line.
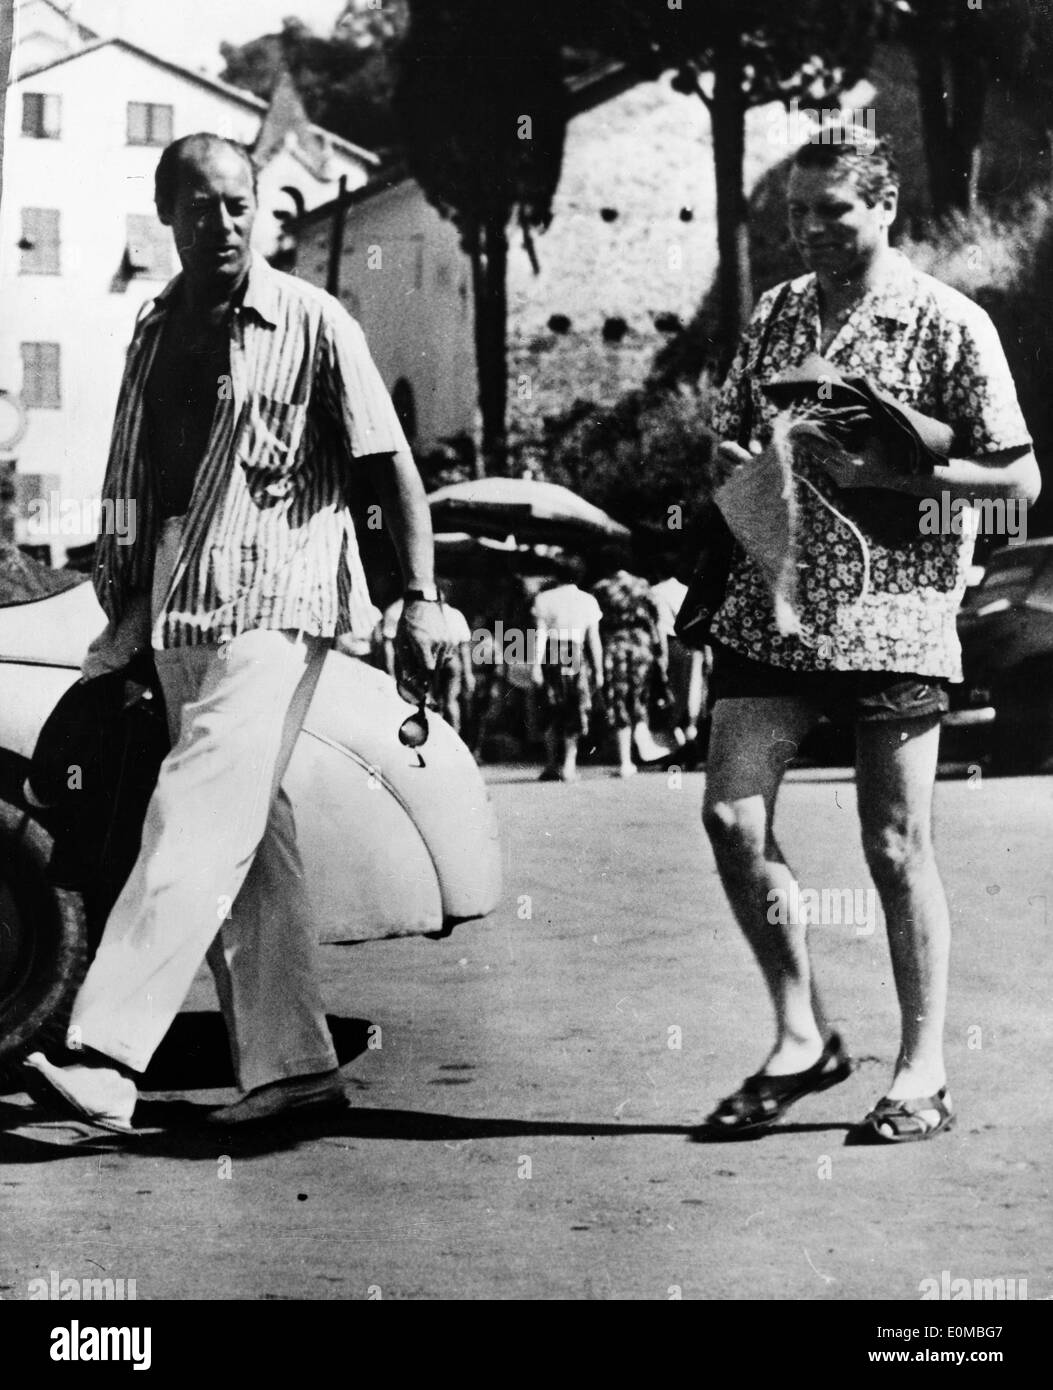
26, 133, 449, 1133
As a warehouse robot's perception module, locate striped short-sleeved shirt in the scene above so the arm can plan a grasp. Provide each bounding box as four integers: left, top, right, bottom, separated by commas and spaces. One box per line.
93, 253, 410, 649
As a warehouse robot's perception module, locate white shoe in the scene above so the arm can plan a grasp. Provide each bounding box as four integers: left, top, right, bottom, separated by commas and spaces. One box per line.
24, 1052, 139, 1134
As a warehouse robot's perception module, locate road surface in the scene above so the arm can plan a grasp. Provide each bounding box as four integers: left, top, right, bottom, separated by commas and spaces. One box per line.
2, 764, 1050, 1301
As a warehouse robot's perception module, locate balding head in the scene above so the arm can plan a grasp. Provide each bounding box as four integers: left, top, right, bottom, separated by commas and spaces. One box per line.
154, 133, 258, 297
154, 133, 257, 223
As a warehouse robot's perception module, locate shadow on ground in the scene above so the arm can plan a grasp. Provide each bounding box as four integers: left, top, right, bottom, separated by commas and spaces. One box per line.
0, 1094, 863, 1163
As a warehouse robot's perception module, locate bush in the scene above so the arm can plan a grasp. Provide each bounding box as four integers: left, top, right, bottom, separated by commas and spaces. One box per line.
540, 377, 722, 566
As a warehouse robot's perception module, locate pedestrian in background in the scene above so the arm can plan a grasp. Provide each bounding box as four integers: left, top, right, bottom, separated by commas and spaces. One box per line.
531, 559, 603, 782
591, 548, 669, 777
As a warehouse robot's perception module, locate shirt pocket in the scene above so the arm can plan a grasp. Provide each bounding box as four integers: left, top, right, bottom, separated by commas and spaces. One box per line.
235, 392, 309, 503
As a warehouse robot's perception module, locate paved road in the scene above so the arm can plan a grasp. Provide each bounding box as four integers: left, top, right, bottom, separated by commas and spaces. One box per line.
2, 765, 1051, 1301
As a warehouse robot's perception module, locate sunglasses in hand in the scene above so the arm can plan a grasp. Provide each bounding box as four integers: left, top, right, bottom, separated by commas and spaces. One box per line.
398, 699, 429, 757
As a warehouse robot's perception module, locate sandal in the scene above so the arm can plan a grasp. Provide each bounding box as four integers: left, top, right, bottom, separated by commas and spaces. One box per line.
703, 1033, 853, 1137
859, 1086, 955, 1144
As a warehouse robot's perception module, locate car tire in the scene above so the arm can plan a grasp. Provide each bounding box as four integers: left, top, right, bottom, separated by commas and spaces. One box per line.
0, 796, 88, 1078
989, 663, 1053, 775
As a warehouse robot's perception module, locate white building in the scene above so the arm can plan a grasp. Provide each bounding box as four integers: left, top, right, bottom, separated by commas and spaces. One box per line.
294, 171, 478, 458
1, 0, 377, 554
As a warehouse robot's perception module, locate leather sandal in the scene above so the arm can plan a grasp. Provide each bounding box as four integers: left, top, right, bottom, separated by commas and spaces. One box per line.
702, 1032, 853, 1137
859, 1086, 955, 1143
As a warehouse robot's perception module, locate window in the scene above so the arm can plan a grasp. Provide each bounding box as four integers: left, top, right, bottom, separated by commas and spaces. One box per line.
19, 208, 61, 274
126, 213, 175, 279
22, 93, 61, 139
127, 102, 173, 147
21, 344, 61, 409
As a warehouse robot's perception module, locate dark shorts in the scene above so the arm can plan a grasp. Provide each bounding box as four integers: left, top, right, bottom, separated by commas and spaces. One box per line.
708, 642, 949, 726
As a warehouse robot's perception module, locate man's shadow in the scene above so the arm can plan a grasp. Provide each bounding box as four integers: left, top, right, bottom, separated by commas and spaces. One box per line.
0, 1012, 857, 1159
140, 1011, 370, 1091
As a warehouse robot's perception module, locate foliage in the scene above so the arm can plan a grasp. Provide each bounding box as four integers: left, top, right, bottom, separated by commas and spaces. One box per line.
395, 3, 567, 246
219, 8, 408, 156
885, 0, 1035, 214
899, 194, 1053, 533
557, 0, 881, 106
541, 378, 722, 561
396, 1, 568, 472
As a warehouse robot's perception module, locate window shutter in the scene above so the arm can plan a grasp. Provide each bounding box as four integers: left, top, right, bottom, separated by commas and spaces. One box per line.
22, 93, 42, 136
20, 209, 61, 274
153, 105, 174, 146
127, 102, 149, 144
126, 214, 174, 278
128, 102, 173, 146
22, 94, 61, 138
20, 343, 61, 409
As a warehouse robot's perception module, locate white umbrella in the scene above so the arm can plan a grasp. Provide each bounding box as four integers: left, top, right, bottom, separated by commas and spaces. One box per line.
428, 478, 631, 546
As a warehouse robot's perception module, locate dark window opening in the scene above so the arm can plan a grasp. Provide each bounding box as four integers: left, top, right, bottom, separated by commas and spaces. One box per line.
22, 93, 61, 139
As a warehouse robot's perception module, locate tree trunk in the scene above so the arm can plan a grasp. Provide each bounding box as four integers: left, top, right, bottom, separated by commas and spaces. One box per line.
912, 9, 989, 219
912, 43, 953, 217
946, 38, 987, 213
709, 40, 751, 361
468, 214, 509, 478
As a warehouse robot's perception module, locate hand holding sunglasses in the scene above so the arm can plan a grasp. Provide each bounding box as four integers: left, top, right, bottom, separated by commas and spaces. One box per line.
394, 587, 450, 761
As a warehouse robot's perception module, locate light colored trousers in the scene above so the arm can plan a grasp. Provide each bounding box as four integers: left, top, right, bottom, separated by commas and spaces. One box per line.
70, 519, 338, 1092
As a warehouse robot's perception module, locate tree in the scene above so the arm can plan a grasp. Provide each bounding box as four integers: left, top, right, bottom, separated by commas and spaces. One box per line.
219, 10, 407, 157
557, 1, 882, 353
890, 0, 1034, 218
395, 2, 567, 476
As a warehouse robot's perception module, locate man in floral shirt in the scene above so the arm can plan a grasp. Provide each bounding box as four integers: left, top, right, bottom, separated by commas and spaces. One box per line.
701, 127, 1039, 1142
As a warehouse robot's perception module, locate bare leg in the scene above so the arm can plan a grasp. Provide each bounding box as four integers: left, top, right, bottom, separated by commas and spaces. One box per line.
615, 725, 635, 776
541, 726, 560, 777
702, 695, 832, 1074
561, 733, 580, 780
685, 649, 704, 741
855, 716, 949, 1109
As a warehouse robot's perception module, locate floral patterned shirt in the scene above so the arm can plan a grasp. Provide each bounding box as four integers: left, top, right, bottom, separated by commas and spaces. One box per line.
709, 251, 1032, 679
592, 571, 662, 653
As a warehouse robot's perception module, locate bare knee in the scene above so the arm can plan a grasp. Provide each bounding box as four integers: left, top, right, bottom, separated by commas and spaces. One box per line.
861, 817, 934, 885
702, 798, 767, 866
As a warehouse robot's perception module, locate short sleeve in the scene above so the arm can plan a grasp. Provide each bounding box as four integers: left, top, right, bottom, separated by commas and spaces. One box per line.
318, 306, 411, 459
940, 307, 1032, 457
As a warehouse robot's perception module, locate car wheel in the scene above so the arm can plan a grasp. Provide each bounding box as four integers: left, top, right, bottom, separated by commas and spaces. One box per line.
0, 797, 87, 1078
989, 663, 1053, 775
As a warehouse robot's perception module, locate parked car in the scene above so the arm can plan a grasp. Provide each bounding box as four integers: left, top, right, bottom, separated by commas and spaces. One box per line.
0, 565, 502, 1068
945, 537, 1053, 773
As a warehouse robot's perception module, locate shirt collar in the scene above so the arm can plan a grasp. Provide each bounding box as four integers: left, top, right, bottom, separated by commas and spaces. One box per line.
792, 249, 918, 328
140, 251, 279, 331
861, 249, 918, 327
